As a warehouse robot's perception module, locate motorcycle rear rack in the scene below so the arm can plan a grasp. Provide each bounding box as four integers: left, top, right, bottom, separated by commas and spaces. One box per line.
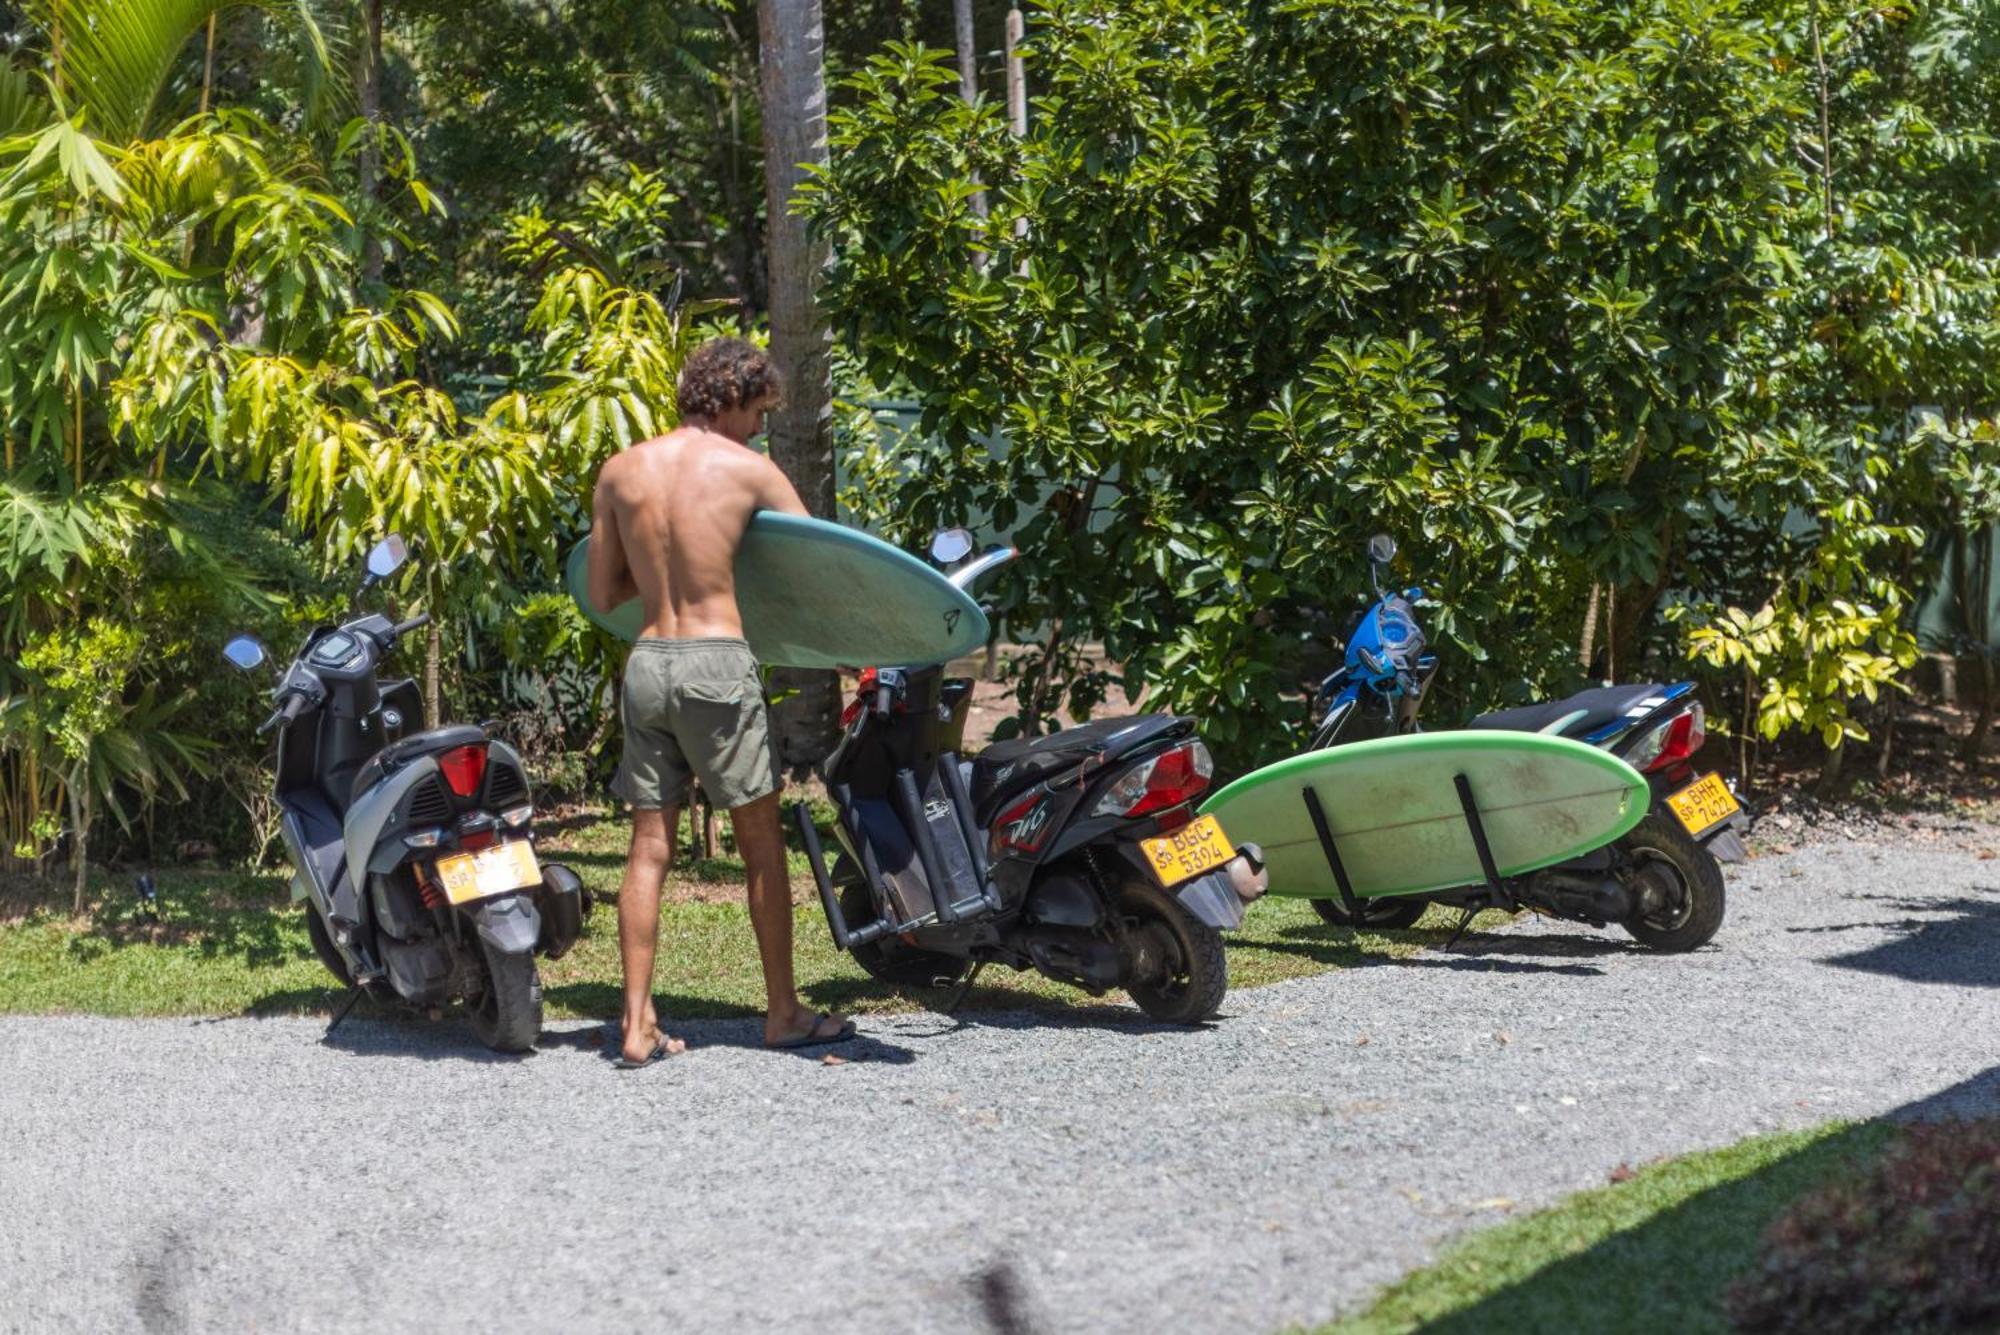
795, 752, 1002, 953
1301, 772, 1513, 920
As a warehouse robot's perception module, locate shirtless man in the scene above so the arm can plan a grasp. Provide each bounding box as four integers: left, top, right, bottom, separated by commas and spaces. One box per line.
587, 336, 853, 1067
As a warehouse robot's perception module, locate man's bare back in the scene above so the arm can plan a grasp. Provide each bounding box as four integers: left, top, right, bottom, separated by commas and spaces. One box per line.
586, 425, 808, 641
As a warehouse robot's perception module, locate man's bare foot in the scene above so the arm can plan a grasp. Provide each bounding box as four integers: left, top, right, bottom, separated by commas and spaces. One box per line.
617, 1025, 687, 1068
763, 1002, 853, 1050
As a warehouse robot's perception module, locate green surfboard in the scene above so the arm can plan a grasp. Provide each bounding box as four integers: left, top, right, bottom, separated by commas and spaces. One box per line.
1200, 732, 1649, 900
564, 512, 989, 670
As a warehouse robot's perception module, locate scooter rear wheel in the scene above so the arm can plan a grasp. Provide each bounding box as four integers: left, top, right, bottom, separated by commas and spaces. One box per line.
467, 939, 543, 1053
1619, 814, 1726, 952
1118, 880, 1228, 1024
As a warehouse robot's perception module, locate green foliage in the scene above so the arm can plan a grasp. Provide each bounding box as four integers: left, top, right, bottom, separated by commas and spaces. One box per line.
808, 0, 2000, 766
30, 0, 341, 143
1726, 1119, 2000, 1334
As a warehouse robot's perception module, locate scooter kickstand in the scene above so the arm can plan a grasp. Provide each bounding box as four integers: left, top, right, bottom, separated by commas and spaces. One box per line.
323, 984, 366, 1039
941, 962, 985, 1015
1444, 907, 1478, 951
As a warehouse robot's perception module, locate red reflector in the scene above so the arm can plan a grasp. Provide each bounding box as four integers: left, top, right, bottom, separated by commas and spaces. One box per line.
1122, 743, 1213, 819
1645, 710, 1706, 773
437, 744, 488, 797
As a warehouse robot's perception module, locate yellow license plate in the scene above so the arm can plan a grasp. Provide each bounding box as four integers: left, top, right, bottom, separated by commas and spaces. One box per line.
434, 840, 541, 906
1140, 814, 1236, 889
1666, 772, 1739, 836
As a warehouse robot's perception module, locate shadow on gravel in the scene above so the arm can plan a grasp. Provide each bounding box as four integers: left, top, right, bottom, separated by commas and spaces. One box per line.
538, 976, 1179, 1037
1257, 926, 1624, 977
319, 1020, 528, 1063
1807, 893, 2000, 989
1353, 1065, 2000, 1334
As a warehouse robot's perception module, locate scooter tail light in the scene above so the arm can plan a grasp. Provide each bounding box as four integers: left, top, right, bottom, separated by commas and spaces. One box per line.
437, 744, 488, 798
1632, 705, 1706, 773
1094, 741, 1213, 818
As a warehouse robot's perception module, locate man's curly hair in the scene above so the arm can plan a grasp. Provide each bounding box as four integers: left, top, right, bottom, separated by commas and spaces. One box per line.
676, 337, 783, 421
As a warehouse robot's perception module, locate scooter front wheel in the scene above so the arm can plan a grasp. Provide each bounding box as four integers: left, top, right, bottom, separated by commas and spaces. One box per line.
1118, 880, 1228, 1024
303, 900, 354, 987
1308, 895, 1429, 931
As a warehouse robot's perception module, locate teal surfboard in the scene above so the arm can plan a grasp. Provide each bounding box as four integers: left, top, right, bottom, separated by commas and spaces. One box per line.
1200, 732, 1649, 900
564, 513, 989, 670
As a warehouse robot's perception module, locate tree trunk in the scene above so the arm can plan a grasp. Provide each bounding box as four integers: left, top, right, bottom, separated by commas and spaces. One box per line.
1962, 529, 1994, 762
1815, 736, 1845, 800
425, 618, 443, 728
954, 0, 977, 104
955, 0, 986, 219
1578, 581, 1601, 674
757, 0, 840, 770
67, 771, 88, 916
357, 0, 384, 287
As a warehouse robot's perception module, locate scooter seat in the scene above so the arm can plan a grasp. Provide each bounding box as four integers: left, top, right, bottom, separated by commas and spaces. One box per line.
970, 715, 1193, 828
1468, 683, 1687, 741
351, 724, 488, 802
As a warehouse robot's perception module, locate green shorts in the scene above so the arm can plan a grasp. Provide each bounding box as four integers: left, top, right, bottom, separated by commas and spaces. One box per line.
611, 637, 779, 812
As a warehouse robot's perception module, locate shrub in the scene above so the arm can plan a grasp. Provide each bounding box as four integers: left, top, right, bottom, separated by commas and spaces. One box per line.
1726, 1119, 2000, 1334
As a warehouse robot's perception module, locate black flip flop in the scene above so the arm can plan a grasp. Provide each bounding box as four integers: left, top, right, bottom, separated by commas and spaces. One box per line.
765, 1011, 856, 1051
613, 1037, 680, 1070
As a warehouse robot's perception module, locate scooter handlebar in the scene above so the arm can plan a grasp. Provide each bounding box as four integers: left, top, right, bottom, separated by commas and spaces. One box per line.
390, 612, 431, 640
257, 690, 308, 735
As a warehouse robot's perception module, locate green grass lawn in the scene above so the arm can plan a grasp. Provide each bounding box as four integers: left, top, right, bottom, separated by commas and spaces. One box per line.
0, 813, 1468, 1022
1314, 1120, 1896, 1335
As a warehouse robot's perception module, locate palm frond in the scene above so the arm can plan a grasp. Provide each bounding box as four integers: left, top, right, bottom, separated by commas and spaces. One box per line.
0, 60, 49, 137
30, 0, 345, 142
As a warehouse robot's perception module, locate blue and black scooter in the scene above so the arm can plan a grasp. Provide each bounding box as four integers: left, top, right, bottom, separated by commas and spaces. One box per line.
1301, 535, 1743, 949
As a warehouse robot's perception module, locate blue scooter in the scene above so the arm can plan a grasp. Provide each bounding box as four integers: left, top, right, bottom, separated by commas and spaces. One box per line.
1301, 535, 1742, 949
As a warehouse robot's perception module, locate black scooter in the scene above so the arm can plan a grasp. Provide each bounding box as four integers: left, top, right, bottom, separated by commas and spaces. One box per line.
1302, 534, 1740, 950
223, 536, 588, 1051
792, 530, 1269, 1024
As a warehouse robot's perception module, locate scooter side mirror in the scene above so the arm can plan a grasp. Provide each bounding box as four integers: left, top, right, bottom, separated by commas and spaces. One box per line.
1367, 533, 1398, 566
929, 527, 975, 566
222, 635, 268, 672
366, 534, 409, 580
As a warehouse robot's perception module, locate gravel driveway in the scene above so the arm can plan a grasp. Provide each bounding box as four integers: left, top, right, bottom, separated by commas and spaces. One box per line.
3, 836, 1997, 1335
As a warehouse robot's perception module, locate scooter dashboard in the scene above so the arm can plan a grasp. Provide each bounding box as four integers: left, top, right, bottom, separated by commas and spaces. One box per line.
308, 631, 364, 670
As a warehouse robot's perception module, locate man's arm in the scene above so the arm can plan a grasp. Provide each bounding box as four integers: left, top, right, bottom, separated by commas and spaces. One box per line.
586, 466, 640, 610
753, 455, 811, 518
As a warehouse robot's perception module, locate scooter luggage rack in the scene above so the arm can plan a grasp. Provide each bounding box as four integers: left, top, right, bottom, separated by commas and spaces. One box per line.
1301, 773, 1514, 920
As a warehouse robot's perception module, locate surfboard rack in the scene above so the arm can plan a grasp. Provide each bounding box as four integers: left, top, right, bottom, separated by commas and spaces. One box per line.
1300, 772, 1513, 918
794, 763, 1001, 954
793, 799, 895, 951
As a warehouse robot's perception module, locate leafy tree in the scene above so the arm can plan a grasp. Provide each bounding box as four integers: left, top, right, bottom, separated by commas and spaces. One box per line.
807, 0, 2000, 779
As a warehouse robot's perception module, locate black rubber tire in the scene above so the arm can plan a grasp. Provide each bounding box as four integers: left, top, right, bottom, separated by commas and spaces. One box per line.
1118, 880, 1228, 1024
1309, 895, 1430, 930
467, 939, 543, 1053
838, 878, 970, 989
1619, 813, 1727, 952
302, 900, 354, 988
